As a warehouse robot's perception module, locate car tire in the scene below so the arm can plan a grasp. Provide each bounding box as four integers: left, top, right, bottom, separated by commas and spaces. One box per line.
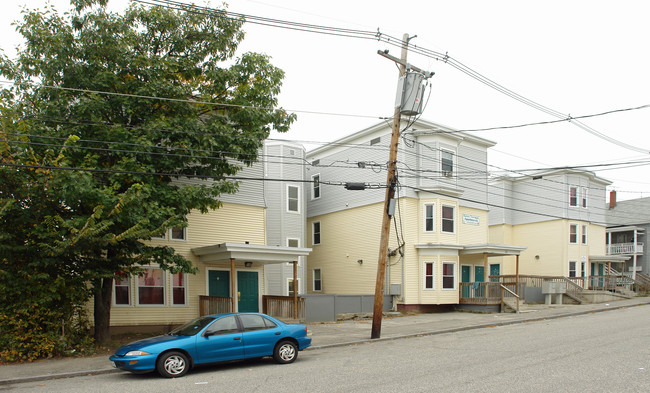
273, 340, 298, 364
156, 351, 190, 378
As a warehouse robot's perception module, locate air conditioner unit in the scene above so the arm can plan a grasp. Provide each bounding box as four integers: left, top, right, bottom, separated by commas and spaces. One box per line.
442, 171, 453, 177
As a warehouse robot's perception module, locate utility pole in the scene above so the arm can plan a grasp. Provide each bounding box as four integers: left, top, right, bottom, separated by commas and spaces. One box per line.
371, 33, 410, 340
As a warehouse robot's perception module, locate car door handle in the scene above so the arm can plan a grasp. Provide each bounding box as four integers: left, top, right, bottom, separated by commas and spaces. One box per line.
234, 337, 241, 340
275, 332, 281, 335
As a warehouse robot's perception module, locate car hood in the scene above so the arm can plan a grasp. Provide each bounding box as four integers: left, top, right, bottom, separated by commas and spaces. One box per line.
115, 334, 193, 356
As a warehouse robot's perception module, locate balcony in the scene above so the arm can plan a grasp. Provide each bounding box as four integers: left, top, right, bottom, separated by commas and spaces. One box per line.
607, 242, 644, 255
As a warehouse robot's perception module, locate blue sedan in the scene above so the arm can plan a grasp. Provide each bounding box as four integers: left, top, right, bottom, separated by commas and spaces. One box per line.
109, 313, 311, 378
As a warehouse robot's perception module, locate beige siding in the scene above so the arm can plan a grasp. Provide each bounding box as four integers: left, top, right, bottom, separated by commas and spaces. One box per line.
109, 203, 266, 327
306, 201, 400, 295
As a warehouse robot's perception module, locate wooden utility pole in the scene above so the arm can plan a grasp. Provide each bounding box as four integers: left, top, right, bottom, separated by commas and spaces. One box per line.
371, 33, 410, 339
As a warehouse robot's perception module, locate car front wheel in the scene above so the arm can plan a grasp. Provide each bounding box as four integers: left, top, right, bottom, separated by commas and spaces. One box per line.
156, 351, 190, 378
273, 340, 298, 364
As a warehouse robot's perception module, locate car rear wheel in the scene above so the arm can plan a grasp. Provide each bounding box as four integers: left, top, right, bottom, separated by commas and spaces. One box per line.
156, 351, 189, 378
273, 340, 298, 364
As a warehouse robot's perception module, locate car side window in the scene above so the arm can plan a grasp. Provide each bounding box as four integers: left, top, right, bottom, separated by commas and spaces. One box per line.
204, 316, 239, 336
239, 314, 275, 332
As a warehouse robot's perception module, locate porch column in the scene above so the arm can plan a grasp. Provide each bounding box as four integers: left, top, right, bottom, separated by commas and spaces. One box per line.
292, 261, 298, 320
483, 253, 488, 281
632, 228, 638, 280
515, 254, 520, 313
230, 258, 236, 312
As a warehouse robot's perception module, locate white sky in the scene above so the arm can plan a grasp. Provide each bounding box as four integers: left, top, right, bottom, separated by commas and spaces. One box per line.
2, 0, 650, 200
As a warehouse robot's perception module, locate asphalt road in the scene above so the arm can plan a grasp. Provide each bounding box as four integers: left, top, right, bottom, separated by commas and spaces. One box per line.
4, 306, 649, 393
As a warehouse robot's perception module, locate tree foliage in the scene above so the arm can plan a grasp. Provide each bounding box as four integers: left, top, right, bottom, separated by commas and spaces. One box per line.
0, 0, 294, 357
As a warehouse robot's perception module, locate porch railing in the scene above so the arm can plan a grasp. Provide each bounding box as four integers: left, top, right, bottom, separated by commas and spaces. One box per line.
607, 242, 644, 255
199, 295, 232, 316
262, 295, 305, 321
459, 282, 502, 305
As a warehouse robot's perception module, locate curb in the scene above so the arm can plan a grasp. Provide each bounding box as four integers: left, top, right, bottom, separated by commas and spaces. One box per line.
2, 301, 647, 385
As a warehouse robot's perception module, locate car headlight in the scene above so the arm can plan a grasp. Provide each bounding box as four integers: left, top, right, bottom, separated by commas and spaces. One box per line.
124, 350, 151, 356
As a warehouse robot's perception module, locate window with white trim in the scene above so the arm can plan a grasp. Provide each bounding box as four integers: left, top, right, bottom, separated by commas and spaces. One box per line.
313, 268, 322, 292
172, 272, 187, 305
312, 221, 321, 245
424, 262, 435, 289
138, 267, 165, 305
287, 185, 299, 213
442, 262, 456, 290
312, 174, 321, 199
171, 227, 186, 241
441, 150, 454, 176
581, 187, 588, 208
114, 273, 131, 305
442, 205, 455, 233
424, 203, 435, 232
581, 225, 587, 245
580, 261, 586, 278
569, 261, 577, 277
288, 279, 300, 297
569, 186, 578, 207
569, 224, 578, 244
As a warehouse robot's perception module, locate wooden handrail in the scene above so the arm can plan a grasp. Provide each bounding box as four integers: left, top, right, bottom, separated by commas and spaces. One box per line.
500, 284, 519, 314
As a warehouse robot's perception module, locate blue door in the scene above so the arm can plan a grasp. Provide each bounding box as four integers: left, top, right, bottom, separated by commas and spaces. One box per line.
237, 271, 259, 312
208, 270, 230, 297
474, 266, 485, 297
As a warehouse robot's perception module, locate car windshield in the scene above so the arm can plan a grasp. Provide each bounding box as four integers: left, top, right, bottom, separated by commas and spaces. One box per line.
169, 316, 215, 336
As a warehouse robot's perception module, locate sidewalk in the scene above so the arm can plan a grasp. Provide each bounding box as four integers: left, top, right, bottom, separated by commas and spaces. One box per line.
2, 297, 649, 385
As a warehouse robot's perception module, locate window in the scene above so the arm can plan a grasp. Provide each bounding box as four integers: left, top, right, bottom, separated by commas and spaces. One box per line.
569, 186, 578, 207
138, 268, 165, 305
114, 273, 130, 305
581, 225, 587, 245
171, 227, 186, 241
312, 221, 321, 245
204, 315, 239, 336
287, 185, 299, 213
442, 205, 455, 233
441, 151, 454, 175
313, 269, 322, 292
424, 204, 435, 232
236, 314, 277, 332
424, 262, 435, 289
569, 224, 578, 244
172, 272, 186, 305
312, 174, 321, 199
370, 137, 380, 145
581, 187, 588, 208
442, 263, 455, 289
580, 261, 586, 278
287, 238, 299, 248
569, 261, 577, 277
288, 279, 300, 297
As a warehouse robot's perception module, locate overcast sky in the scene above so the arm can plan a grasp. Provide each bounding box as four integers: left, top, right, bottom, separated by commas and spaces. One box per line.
3, 0, 650, 200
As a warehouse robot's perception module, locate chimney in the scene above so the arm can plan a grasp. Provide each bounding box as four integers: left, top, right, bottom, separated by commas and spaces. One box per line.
609, 190, 617, 208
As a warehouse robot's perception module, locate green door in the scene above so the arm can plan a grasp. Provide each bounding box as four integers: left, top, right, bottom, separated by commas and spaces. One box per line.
490, 264, 500, 282
461, 266, 471, 298
474, 266, 485, 297
208, 270, 230, 297
237, 271, 259, 312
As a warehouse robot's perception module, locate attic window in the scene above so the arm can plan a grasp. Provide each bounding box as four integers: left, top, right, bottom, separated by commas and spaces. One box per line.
312, 159, 320, 166
370, 137, 380, 146
289, 149, 295, 156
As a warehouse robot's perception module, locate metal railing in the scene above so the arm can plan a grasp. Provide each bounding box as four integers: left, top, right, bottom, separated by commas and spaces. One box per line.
262, 295, 305, 321
199, 295, 232, 316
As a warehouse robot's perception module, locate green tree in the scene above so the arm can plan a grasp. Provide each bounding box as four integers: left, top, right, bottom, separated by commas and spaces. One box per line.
0, 0, 294, 351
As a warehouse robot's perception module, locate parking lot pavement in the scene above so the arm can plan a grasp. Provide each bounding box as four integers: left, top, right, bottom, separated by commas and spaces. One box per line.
1, 296, 648, 385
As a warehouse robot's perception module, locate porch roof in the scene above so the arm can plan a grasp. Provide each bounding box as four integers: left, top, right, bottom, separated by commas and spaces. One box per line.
589, 255, 630, 263
414, 243, 526, 257
460, 244, 527, 256
191, 243, 312, 265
